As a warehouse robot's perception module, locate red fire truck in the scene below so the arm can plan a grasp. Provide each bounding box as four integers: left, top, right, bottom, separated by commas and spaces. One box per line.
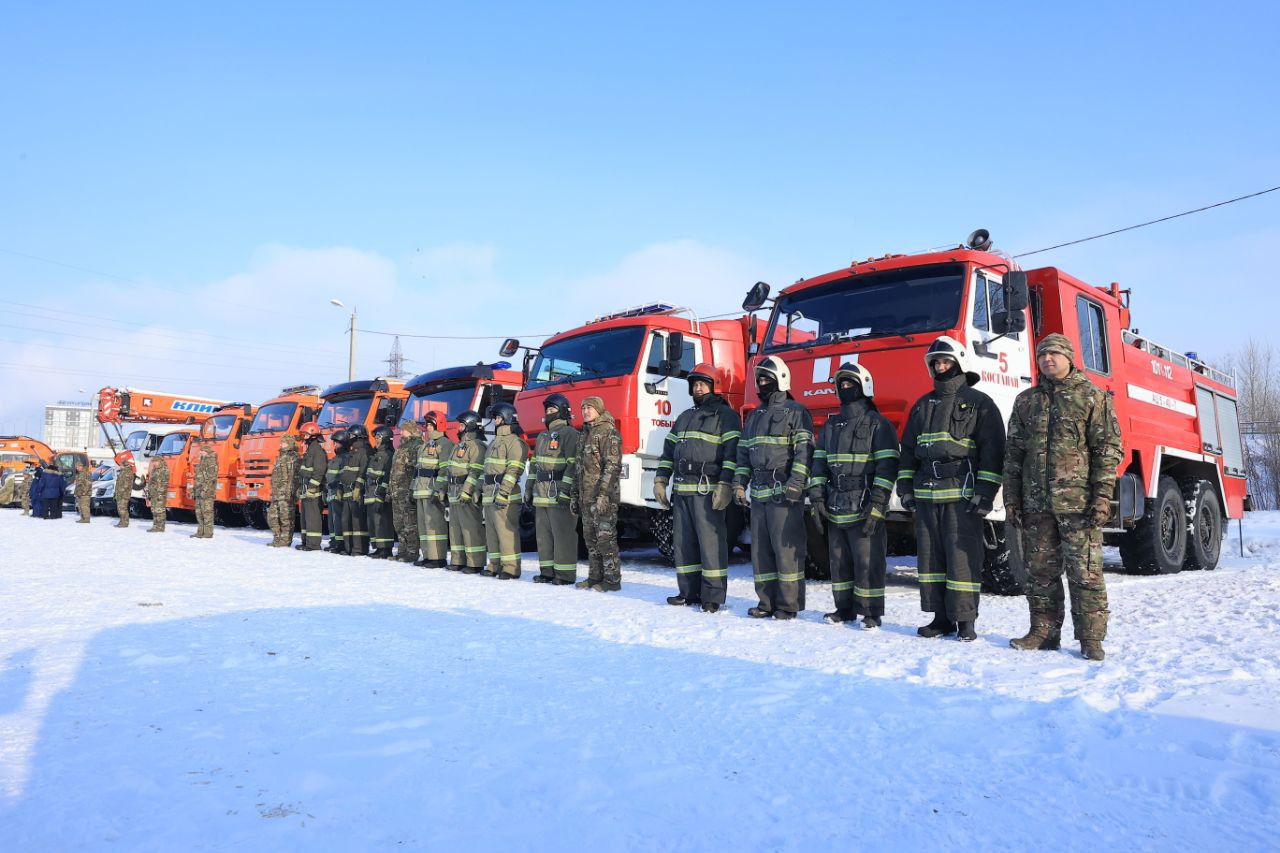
403, 362, 525, 427
740, 230, 1246, 590
235, 385, 324, 527
502, 303, 761, 551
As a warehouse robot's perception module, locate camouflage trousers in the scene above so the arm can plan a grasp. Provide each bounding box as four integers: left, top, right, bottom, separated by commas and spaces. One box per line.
147, 497, 166, 531
391, 487, 418, 559
195, 496, 215, 537
76, 496, 90, 522
1021, 513, 1109, 642
21, 492, 31, 514
267, 499, 295, 545
115, 494, 131, 526
581, 493, 620, 585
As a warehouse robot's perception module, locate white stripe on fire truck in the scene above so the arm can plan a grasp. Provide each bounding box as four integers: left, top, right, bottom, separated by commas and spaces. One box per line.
1126, 384, 1197, 417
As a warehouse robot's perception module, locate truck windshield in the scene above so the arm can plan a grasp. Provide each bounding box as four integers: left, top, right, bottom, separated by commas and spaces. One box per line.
406, 383, 476, 422
318, 394, 374, 428
201, 414, 239, 441
526, 326, 645, 389
158, 433, 189, 455
124, 431, 148, 452
249, 402, 298, 434
764, 263, 966, 352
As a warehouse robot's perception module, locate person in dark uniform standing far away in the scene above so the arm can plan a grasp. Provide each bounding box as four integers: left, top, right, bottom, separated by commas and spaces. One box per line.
341, 424, 372, 556
364, 425, 396, 558
897, 336, 1005, 641
1005, 333, 1123, 662
480, 403, 528, 579
808, 362, 900, 629
412, 412, 455, 568
445, 410, 488, 573
296, 422, 329, 551
734, 356, 814, 620
655, 362, 741, 613
324, 428, 350, 553
526, 393, 580, 586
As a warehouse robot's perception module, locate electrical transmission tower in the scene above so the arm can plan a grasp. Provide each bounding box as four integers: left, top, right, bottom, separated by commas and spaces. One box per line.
383, 335, 412, 378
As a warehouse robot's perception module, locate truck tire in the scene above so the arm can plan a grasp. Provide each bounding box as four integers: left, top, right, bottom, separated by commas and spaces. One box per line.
982, 521, 1027, 596
1182, 480, 1222, 571
651, 508, 675, 562
1119, 475, 1185, 574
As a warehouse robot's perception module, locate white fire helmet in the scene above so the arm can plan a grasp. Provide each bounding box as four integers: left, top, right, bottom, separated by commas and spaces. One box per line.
924, 335, 980, 385
755, 356, 791, 393
831, 361, 874, 398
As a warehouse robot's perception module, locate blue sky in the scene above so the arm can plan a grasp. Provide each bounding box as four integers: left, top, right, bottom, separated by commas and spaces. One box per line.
2, 1, 1277, 434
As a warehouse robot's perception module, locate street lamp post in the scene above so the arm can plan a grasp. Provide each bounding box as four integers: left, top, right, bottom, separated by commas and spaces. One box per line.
331, 299, 357, 381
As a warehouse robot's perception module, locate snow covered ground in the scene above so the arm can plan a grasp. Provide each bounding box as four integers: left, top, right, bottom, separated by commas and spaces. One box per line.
1, 511, 1278, 850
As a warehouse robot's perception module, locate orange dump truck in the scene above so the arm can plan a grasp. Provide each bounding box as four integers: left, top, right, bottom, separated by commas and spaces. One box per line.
235, 385, 324, 528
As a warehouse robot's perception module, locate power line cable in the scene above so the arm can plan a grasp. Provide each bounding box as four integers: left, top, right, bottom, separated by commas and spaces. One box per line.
356, 327, 552, 340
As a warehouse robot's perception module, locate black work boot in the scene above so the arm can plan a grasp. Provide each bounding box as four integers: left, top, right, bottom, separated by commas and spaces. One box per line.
667, 595, 695, 606
701, 603, 720, 613
823, 610, 853, 624
574, 578, 597, 589
591, 581, 621, 592
747, 607, 772, 619
549, 577, 573, 586
772, 611, 796, 621
532, 575, 552, 584
861, 616, 881, 630
1080, 641, 1106, 662
1009, 622, 1061, 651
957, 621, 977, 642
917, 613, 957, 638
445, 563, 465, 572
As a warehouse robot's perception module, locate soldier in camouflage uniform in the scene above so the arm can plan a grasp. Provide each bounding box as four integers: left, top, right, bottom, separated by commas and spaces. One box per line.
364, 425, 396, 558
296, 422, 328, 550
73, 462, 92, 523
412, 412, 455, 567
808, 362, 899, 628
18, 463, 34, 515
655, 363, 740, 612
192, 439, 219, 538
574, 396, 622, 592
734, 357, 814, 620
146, 455, 170, 532
342, 424, 373, 556
114, 451, 136, 528
898, 336, 1004, 641
390, 419, 423, 562
324, 429, 351, 553
1006, 333, 1124, 662
267, 433, 300, 547
480, 403, 528, 579
526, 393, 580, 585
445, 411, 488, 572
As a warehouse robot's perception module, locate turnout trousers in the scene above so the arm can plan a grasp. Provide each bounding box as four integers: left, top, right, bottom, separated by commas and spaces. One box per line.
299, 497, 324, 549
415, 497, 449, 561
914, 500, 982, 621
1021, 512, 1109, 642
345, 499, 369, 554
535, 505, 578, 582
673, 491, 729, 606
366, 500, 395, 552
827, 520, 887, 619
327, 496, 348, 551
750, 498, 807, 614
484, 500, 523, 577
449, 500, 486, 568
267, 499, 295, 545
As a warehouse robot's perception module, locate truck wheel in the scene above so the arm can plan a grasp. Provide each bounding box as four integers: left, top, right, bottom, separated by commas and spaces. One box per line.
1182, 480, 1222, 571
651, 508, 675, 563
1119, 475, 1185, 574
981, 521, 1027, 595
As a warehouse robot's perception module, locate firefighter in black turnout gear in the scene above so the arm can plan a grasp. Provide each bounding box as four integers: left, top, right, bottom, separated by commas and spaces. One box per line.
527, 393, 581, 585
734, 356, 814, 620
655, 362, 741, 612
296, 421, 329, 550
364, 424, 396, 558
808, 362, 900, 628
897, 336, 1005, 641
341, 424, 373, 556
325, 428, 351, 553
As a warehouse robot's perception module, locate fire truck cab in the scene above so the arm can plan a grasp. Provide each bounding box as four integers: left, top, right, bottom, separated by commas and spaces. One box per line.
403, 362, 524, 428
316, 378, 409, 452
743, 233, 1245, 589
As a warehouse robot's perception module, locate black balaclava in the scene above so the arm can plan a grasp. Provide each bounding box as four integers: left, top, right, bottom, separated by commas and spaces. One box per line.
837, 381, 863, 405
931, 358, 961, 381
756, 373, 779, 398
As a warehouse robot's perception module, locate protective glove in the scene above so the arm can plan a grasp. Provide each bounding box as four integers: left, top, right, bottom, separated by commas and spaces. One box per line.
653, 477, 671, 510
458, 490, 474, 505
967, 494, 994, 517
351, 484, 363, 503
376, 482, 389, 501
495, 491, 510, 507
863, 505, 884, 537
783, 481, 804, 504
711, 482, 733, 512
808, 501, 825, 533
1089, 495, 1112, 527
594, 494, 611, 517
733, 484, 749, 507
900, 492, 916, 512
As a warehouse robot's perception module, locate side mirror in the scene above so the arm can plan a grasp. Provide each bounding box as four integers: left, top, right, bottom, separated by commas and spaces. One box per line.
659, 331, 684, 377
992, 271, 1029, 334
499, 338, 520, 358
742, 281, 771, 312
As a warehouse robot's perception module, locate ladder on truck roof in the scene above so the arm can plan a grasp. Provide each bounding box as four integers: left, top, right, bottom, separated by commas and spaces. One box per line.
1121, 331, 1235, 388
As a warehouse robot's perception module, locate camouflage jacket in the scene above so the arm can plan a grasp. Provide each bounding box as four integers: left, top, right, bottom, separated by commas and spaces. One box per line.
147, 458, 170, 504
298, 439, 328, 500
808, 399, 899, 524
444, 431, 487, 503
270, 447, 300, 503
526, 418, 579, 507
193, 447, 218, 500
389, 434, 422, 498
576, 412, 621, 504
898, 375, 1005, 503
658, 395, 741, 495
734, 391, 814, 501
73, 467, 92, 498
1003, 368, 1123, 516
481, 425, 527, 506
116, 462, 136, 499
412, 429, 455, 501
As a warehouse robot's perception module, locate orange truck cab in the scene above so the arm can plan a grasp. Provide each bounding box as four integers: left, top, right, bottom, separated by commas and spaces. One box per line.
150, 427, 199, 517
316, 378, 409, 453
235, 385, 323, 528
503, 303, 757, 548
403, 362, 524, 427
740, 230, 1246, 587
178, 403, 256, 525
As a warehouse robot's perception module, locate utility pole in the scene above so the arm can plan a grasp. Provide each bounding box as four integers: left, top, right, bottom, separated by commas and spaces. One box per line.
349, 306, 358, 381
